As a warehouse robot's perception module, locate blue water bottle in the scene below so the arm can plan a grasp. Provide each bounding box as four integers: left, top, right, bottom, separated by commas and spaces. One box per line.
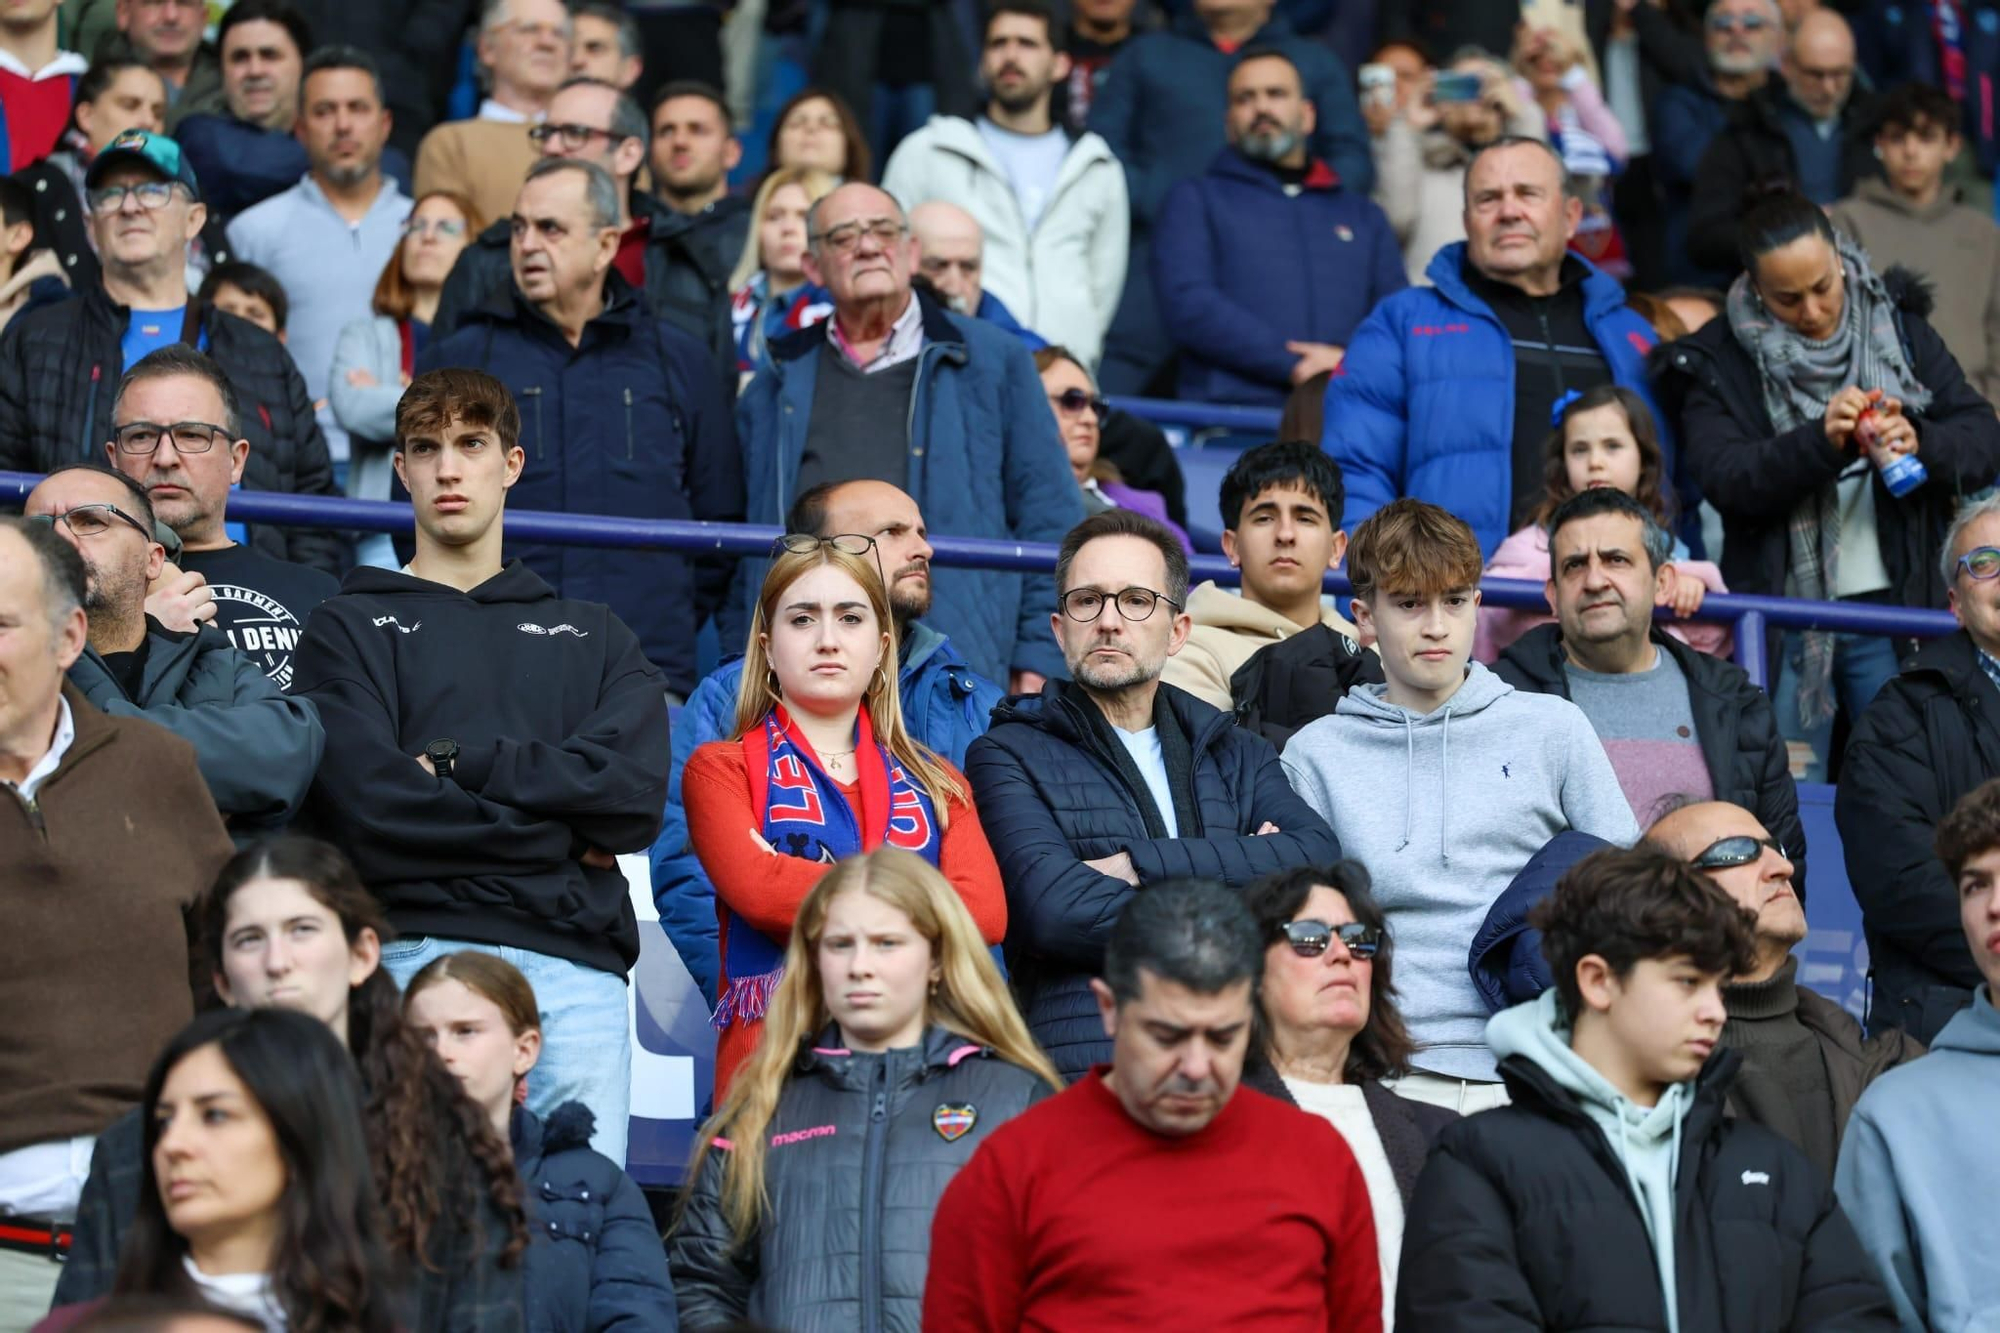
1858, 405, 1928, 498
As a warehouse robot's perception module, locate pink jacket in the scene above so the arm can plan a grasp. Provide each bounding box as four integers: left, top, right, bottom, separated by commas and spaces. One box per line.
1475, 524, 1734, 663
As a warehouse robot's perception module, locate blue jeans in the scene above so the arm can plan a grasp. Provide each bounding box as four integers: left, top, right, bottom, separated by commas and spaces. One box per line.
1770, 628, 1901, 781
381, 937, 631, 1165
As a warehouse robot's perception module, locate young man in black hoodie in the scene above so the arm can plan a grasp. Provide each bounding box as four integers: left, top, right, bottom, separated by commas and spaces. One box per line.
292, 366, 671, 1164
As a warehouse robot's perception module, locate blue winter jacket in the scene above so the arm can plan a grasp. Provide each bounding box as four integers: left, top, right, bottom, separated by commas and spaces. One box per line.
420, 274, 744, 695
514, 1102, 677, 1332
649, 621, 1004, 1004
733, 289, 1082, 683
974, 289, 1047, 353
1153, 147, 1407, 407
1468, 830, 1614, 1015
1087, 9, 1373, 226
1322, 243, 1669, 558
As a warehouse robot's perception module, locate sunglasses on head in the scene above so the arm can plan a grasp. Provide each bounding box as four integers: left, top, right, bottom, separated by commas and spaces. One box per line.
1277, 920, 1381, 959
1691, 835, 1786, 870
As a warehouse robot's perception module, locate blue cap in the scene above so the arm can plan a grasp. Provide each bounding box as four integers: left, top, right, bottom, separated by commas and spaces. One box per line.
85, 129, 202, 198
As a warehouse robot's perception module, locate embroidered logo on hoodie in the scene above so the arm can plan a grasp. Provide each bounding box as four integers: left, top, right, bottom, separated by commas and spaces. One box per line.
373, 615, 420, 633
518, 622, 588, 637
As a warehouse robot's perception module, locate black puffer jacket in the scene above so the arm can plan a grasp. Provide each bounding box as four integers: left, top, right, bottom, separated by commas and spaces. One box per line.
1228, 621, 1385, 750
1400, 1046, 1898, 1331
964, 680, 1339, 1079
1656, 269, 2000, 629
668, 1026, 1053, 1333
1493, 624, 1806, 893
1835, 630, 2000, 1041
0, 282, 343, 572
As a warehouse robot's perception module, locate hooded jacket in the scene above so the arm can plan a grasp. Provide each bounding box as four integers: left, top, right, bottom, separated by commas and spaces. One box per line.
66, 618, 323, 836
882, 115, 1128, 368
1835, 987, 2000, 1332
1161, 580, 1363, 714
649, 621, 1003, 1004
966, 681, 1339, 1080
1400, 993, 1899, 1331
292, 561, 671, 975
0, 247, 67, 334
1835, 630, 2000, 1042
1324, 243, 1670, 558
1282, 664, 1639, 1079
668, 1027, 1053, 1333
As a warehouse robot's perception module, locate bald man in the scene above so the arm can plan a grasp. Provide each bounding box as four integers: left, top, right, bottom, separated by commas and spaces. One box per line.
1649, 798, 1921, 1178
651, 478, 1007, 1001
735, 181, 1082, 692
910, 200, 1048, 351
1687, 6, 1878, 271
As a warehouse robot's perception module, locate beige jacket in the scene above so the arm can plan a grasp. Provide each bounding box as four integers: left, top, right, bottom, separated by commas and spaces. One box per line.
413, 118, 540, 238
0, 249, 68, 335
1163, 580, 1361, 712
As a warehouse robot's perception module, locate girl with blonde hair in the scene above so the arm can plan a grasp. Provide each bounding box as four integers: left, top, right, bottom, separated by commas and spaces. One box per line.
669, 846, 1057, 1331
728, 165, 838, 382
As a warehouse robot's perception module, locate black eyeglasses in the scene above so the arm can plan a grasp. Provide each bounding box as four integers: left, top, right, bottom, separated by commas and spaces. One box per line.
527, 122, 622, 150
1048, 388, 1109, 420
86, 181, 190, 212
1956, 546, 2000, 582
113, 420, 230, 455
809, 217, 906, 254
772, 532, 886, 584
1277, 920, 1382, 960
1059, 586, 1181, 623
1691, 835, 1787, 870
29, 503, 153, 542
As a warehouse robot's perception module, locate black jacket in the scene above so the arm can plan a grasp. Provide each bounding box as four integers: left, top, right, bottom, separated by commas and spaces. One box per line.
964, 681, 1339, 1080
0, 282, 344, 572
1656, 269, 2000, 624
1493, 624, 1806, 892
292, 561, 671, 974
1686, 84, 1881, 274
668, 1027, 1052, 1333
432, 191, 749, 379
1227, 621, 1385, 750
1237, 1063, 1455, 1204
1399, 1047, 1898, 1331
1835, 630, 2000, 1041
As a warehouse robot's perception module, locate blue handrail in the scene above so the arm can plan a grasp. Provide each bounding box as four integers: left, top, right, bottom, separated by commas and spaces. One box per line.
1105, 395, 1284, 433
0, 471, 1958, 688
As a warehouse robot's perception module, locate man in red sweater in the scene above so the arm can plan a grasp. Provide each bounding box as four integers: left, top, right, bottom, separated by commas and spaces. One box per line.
923, 879, 1382, 1331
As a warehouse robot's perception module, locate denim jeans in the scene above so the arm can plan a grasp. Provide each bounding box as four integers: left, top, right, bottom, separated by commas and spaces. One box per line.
381, 937, 631, 1165
1770, 629, 1902, 781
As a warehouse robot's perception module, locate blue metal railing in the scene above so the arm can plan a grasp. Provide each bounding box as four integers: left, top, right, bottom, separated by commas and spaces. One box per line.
1106, 395, 1283, 433
0, 471, 1959, 688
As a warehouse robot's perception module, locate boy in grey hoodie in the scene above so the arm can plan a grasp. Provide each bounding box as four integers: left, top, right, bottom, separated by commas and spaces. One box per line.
1283, 499, 1637, 1106
1836, 777, 2000, 1332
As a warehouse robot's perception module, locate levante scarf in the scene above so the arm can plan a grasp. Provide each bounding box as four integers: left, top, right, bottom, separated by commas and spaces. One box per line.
712, 705, 944, 1030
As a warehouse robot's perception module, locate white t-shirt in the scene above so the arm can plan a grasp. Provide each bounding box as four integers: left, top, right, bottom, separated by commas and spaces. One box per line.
976, 117, 1069, 233
1112, 724, 1179, 838
1283, 1078, 1403, 1331
183, 1254, 287, 1329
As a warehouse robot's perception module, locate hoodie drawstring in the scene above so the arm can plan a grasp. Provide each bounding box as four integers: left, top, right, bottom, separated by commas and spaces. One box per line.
1439, 707, 1453, 865
1397, 714, 1415, 852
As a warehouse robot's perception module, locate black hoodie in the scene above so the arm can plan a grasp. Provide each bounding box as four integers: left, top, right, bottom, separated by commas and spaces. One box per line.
293, 561, 671, 974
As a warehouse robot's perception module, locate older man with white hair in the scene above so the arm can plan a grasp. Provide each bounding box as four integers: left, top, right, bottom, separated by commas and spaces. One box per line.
413, 0, 572, 230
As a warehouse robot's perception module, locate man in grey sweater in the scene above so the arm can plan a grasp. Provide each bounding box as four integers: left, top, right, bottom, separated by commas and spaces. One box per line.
1283, 498, 1636, 1113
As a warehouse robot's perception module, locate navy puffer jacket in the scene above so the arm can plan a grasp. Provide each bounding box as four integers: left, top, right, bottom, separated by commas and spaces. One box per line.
965, 681, 1339, 1080
668, 1027, 1053, 1333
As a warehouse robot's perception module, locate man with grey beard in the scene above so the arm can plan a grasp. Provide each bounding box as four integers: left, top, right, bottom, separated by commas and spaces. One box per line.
1151, 46, 1406, 409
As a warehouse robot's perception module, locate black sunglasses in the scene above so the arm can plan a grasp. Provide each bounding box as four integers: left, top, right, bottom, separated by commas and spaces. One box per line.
1049, 387, 1110, 419
1277, 920, 1381, 960
1691, 835, 1787, 870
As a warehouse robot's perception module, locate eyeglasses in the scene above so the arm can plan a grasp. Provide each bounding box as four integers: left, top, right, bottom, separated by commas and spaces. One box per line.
527, 122, 621, 150
1277, 919, 1382, 960
1049, 388, 1109, 420
1691, 834, 1787, 870
810, 218, 906, 254
772, 532, 885, 588
1957, 546, 2000, 581
1706, 12, 1771, 30
29, 503, 153, 542
113, 420, 230, 455
402, 216, 467, 239
1058, 586, 1181, 623
1793, 64, 1855, 85
86, 181, 188, 212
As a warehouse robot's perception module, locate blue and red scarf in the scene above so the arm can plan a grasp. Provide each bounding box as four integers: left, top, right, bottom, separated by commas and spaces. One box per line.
713, 705, 943, 1030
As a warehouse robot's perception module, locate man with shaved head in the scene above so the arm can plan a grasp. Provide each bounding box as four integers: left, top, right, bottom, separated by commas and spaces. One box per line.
735, 179, 1082, 692
909, 200, 1048, 351
1649, 797, 1921, 1177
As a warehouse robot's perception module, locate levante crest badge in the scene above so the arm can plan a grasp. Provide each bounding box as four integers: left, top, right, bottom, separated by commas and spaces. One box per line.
932, 1103, 977, 1142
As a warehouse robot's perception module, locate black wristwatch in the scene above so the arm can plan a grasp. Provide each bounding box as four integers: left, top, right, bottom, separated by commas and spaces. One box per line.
425, 738, 460, 781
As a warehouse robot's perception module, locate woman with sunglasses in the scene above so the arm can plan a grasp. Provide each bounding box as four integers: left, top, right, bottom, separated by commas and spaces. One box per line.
1241, 862, 1457, 1330
682, 537, 1007, 1096
1033, 347, 1193, 555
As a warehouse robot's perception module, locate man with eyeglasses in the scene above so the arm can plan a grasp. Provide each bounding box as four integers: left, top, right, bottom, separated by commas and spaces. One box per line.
737, 180, 1081, 690
1837, 492, 2000, 1041
649, 478, 1005, 1004
1687, 7, 1878, 273
22, 459, 323, 839
966, 509, 1337, 1080
228, 47, 411, 478
422, 156, 741, 700
0, 127, 344, 575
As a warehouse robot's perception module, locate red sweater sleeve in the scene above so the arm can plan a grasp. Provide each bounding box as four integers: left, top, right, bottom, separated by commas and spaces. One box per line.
682, 740, 836, 938
922, 1139, 1026, 1333
1321, 1125, 1384, 1333
939, 763, 1007, 945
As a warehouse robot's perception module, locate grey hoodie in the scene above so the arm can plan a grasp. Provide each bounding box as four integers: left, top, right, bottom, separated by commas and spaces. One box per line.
1283, 663, 1637, 1078
1489, 990, 1693, 1333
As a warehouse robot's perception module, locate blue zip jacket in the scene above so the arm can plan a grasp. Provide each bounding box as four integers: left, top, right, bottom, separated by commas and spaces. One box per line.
650, 621, 1003, 1004
1153, 146, 1406, 407
733, 288, 1082, 683
1322, 242, 1671, 558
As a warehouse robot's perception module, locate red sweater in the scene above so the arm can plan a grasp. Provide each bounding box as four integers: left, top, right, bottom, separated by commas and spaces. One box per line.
924, 1069, 1383, 1332
682, 738, 1006, 1095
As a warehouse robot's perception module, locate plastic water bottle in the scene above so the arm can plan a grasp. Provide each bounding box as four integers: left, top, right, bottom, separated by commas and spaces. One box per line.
1856, 402, 1928, 498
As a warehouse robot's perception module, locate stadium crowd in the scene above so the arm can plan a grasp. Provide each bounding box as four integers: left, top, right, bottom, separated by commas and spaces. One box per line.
5, 0, 2000, 1328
